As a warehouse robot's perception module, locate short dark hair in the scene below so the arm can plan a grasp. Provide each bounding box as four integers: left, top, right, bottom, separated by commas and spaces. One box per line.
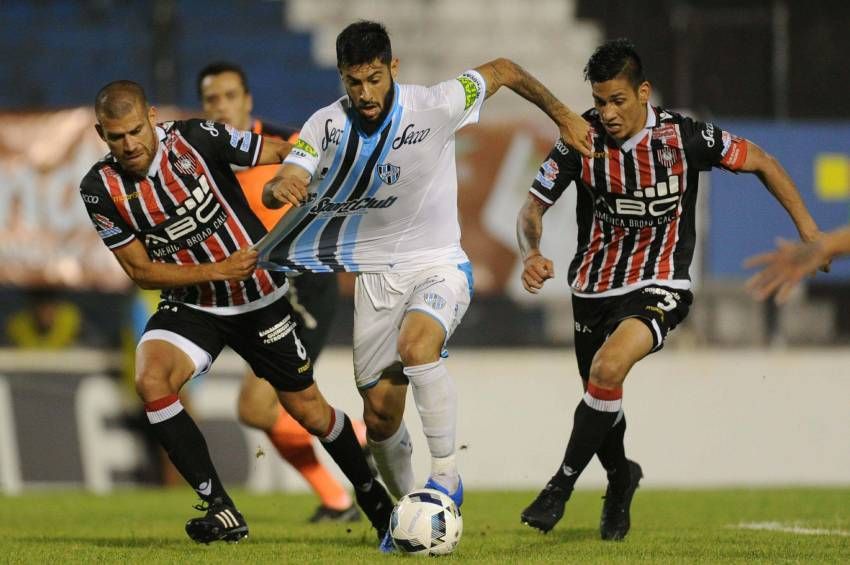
196, 61, 249, 100
584, 38, 645, 89
95, 80, 148, 120
336, 20, 392, 69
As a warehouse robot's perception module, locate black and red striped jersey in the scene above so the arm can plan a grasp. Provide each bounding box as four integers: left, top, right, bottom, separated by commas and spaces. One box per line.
530, 105, 748, 296
80, 119, 288, 309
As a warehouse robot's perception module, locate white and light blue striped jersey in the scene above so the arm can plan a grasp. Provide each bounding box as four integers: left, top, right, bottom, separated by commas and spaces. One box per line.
256, 70, 486, 273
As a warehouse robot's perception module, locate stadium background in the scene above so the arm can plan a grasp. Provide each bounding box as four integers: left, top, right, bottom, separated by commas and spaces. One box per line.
0, 0, 848, 496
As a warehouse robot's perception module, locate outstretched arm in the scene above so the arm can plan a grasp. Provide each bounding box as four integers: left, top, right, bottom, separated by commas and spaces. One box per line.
517, 194, 555, 293
745, 226, 850, 303
113, 239, 257, 290
475, 58, 591, 157
738, 140, 823, 247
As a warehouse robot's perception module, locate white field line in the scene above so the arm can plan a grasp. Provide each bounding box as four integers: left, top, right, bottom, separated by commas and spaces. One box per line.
733, 522, 850, 537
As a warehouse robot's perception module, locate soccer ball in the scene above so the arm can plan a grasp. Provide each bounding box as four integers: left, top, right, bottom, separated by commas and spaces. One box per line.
389, 488, 463, 556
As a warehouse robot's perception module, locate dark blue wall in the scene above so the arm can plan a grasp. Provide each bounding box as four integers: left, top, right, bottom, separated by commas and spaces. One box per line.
708, 121, 850, 278
0, 1, 341, 128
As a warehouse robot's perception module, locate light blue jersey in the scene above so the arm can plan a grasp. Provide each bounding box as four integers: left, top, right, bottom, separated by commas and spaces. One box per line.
257, 70, 486, 273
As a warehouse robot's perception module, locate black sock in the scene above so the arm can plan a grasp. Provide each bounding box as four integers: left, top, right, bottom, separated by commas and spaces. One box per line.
550, 395, 620, 491
597, 413, 629, 488
320, 407, 391, 532
145, 395, 233, 507
319, 407, 376, 491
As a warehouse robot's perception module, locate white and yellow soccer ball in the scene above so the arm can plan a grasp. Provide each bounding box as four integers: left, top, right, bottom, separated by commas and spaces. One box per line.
389, 488, 463, 556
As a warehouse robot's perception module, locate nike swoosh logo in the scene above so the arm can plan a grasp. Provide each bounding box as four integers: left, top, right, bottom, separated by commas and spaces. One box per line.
562, 464, 576, 477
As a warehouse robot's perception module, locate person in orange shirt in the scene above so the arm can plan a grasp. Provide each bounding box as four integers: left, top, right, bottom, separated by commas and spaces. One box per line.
197, 61, 363, 523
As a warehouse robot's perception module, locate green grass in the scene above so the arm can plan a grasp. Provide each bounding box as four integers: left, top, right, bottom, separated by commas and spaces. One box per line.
0, 487, 847, 563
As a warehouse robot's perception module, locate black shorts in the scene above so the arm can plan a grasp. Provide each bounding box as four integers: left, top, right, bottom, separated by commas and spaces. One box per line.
143, 295, 314, 392
286, 272, 339, 361
572, 285, 693, 379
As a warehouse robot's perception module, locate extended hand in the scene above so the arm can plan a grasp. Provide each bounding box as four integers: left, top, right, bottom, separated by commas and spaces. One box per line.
216, 248, 259, 281
559, 112, 592, 158
522, 253, 555, 294
265, 175, 309, 207
744, 238, 829, 303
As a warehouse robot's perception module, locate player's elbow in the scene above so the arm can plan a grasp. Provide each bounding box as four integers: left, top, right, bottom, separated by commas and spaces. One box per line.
490, 57, 518, 80
132, 273, 158, 291
124, 265, 157, 290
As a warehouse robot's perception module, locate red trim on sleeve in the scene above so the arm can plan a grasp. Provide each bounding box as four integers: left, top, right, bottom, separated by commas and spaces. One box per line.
720, 137, 748, 171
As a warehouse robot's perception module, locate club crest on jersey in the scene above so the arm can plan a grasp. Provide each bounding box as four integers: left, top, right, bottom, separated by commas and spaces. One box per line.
174, 153, 198, 176
656, 146, 679, 168
377, 162, 401, 185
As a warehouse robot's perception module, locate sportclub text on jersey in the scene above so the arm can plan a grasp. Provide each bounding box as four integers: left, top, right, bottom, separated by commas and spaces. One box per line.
256, 70, 487, 273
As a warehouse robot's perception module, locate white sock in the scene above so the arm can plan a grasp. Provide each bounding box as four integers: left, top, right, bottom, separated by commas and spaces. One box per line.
367, 421, 415, 498
430, 453, 459, 493
404, 360, 458, 488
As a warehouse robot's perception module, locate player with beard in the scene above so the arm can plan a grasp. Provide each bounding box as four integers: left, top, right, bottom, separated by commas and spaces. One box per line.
258, 20, 592, 552
516, 38, 827, 540
79, 80, 393, 544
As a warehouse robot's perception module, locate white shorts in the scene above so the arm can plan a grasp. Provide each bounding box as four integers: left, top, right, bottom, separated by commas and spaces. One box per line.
353, 262, 473, 389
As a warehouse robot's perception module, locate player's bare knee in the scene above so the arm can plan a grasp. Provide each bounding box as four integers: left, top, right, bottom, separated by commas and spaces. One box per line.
364, 405, 402, 441
589, 356, 627, 389
134, 366, 175, 402
284, 403, 322, 435
398, 340, 439, 367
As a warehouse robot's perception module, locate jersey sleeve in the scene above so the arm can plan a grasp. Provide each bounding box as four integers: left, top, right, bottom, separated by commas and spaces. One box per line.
680, 117, 748, 172
79, 169, 136, 250
436, 69, 487, 132
182, 119, 264, 168
529, 139, 582, 205
282, 112, 322, 177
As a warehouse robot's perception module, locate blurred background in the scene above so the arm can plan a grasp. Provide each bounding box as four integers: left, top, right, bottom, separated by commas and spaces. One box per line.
0, 0, 848, 494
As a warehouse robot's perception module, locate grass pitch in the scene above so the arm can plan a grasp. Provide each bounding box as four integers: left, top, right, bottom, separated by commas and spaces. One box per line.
0, 487, 847, 563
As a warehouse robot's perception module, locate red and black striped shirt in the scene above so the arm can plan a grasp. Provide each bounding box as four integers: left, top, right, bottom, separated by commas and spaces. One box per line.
530, 106, 747, 296
80, 119, 287, 309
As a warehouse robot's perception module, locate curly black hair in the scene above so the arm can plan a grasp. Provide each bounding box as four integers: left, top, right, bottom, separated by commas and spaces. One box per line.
336, 20, 393, 69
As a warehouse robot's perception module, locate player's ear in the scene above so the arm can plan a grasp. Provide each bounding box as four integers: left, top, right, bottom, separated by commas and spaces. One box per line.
246, 93, 254, 115
147, 105, 157, 126
390, 57, 399, 80
637, 81, 651, 105
94, 123, 105, 142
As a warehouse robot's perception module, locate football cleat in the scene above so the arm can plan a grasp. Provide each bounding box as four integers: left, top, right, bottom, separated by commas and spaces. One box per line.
378, 528, 396, 553
308, 503, 361, 524
520, 482, 572, 533
600, 459, 643, 541
185, 499, 248, 544
423, 475, 464, 508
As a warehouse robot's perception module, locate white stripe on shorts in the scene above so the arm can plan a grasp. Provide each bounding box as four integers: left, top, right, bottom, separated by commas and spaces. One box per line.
137, 329, 213, 378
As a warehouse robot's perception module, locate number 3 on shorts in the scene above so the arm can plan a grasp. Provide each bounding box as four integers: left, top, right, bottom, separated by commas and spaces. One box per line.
657, 294, 677, 312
